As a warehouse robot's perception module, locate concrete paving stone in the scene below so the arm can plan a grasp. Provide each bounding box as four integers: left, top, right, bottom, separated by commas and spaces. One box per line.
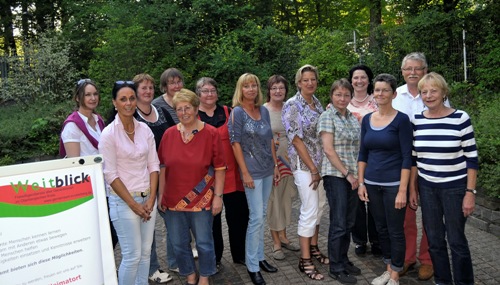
110, 195, 500, 285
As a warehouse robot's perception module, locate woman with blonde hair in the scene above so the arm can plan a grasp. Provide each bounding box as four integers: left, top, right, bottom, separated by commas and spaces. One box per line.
157, 88, 225, 285
228, 73, 280, 285
282, 64, 327, 281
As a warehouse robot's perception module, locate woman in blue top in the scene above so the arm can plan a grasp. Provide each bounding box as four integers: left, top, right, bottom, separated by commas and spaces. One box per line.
228, 73, 280, 285
358, 74, 413, 285
410, 72, 478, 285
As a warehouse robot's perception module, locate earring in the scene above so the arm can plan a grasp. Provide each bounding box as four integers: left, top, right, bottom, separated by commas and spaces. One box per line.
114, 107, 117, 111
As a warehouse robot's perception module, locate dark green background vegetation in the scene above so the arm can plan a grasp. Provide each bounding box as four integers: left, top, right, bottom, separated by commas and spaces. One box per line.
0, 0, 498, 197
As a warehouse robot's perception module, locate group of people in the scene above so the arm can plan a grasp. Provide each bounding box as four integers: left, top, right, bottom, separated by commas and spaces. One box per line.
60, 51, 478, 285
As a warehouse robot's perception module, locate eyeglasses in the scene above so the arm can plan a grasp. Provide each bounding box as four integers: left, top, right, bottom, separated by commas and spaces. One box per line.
373, 88, 393, 93
168, 81, 183, 86
402, 67, 426, 72
270, 87, 286, 92
200, 89, 217, 95
77, 79, 92, 86
176, 105, 194, 114
332, 93, 351, 99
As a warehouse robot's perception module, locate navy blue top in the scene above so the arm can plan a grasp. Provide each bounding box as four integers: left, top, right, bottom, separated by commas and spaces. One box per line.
358, 111, 413, 185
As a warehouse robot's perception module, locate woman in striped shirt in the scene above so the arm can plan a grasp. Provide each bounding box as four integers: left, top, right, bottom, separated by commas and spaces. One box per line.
410, 72, 478, 285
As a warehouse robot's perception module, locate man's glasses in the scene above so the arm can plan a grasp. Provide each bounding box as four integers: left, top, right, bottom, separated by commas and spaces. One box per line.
401, 67, 426, 72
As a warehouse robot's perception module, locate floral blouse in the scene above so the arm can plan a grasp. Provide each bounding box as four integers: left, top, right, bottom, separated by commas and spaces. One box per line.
281, 92, 324, 172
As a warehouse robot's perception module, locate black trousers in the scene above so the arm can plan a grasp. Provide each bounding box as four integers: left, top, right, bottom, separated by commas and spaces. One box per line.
351, 198, 379, 246
212, 191, 249, 263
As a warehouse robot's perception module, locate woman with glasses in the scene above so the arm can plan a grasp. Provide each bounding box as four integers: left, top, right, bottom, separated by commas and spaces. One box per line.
357, 74, 413, 285
318, 79, 361, 284
99, 80, 160, 285
264, 75, 300, 261
196, 77, 249, 271
132, 73, 175, 283
152, 67, 184, 124
228, 73, 280, 285
157, 88, 225, 285
282, 64, 327, 281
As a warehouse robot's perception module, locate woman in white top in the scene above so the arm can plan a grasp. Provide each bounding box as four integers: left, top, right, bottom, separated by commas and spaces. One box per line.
60, 79, 105, 157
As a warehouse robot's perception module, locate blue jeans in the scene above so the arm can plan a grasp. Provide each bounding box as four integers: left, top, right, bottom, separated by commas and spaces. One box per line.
245, 175, 273, 272
109, 194, 157, 285
158, 211, 179, 270
323, 176, 358, 273
366, 184, 406, 272
419, 181, 474, 285
163, 209, 216, 277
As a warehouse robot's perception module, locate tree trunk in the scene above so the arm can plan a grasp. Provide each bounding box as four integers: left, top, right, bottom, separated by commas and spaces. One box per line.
369, 0, 382, 49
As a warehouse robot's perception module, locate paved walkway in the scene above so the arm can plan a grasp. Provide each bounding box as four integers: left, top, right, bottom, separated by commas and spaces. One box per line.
115, 197, 500, 285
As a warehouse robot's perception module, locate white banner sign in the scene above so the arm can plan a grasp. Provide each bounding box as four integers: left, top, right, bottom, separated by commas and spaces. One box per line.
0, 155, 117, 285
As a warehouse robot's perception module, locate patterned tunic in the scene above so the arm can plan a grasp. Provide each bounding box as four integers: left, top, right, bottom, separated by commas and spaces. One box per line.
282, 92, 324, 172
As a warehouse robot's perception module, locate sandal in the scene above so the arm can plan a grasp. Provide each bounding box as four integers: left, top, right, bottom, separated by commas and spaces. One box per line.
298, 257, 324, 280
310, 245, 329, 264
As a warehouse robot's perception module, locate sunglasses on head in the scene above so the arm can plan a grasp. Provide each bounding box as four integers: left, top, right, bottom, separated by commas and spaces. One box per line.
77, 78, 92, 87
114, 80, 135, 88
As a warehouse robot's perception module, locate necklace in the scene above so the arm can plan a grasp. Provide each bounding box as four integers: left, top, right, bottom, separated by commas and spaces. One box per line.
137, 105, 152, 116
124, 126, 135, 135
352, 94, 369, 103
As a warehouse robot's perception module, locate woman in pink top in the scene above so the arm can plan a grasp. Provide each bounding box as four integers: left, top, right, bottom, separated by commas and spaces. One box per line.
347, 65, 382, 257
99, 81, 160, 285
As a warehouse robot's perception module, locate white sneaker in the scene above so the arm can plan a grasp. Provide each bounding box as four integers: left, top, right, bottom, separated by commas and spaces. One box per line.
387, 279, 399, 285
192, 248, 198, 259
149, 269, 173, 283
371, 271, 390, 285
169, 267, 179, 273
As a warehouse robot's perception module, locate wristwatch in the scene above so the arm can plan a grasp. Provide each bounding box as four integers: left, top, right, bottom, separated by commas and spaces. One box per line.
466, 188, 477, 195
214, 193, 224, 198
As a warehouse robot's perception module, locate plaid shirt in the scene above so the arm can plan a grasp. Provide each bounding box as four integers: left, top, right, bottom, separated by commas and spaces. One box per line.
317, 107, 360, 178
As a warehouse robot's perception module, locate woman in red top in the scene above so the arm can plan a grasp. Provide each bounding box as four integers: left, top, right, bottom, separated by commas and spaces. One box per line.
196, 77, 249, 270
158, 88, 226, 285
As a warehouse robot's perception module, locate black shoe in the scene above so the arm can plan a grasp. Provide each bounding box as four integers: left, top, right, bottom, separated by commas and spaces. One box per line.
345, 262, 361, 275
259, 260, 278, 273
371, 243, 382, 257
329, 270, 357, 284
234, 259, 246, 266
247, 270, 266, 285
215, 262, 223, 274
354, 244, 366, 256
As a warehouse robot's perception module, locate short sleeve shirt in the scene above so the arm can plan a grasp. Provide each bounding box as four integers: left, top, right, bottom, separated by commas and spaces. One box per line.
317, 107, 360, 178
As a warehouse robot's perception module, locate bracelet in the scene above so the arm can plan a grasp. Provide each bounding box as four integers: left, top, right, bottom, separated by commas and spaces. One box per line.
311, 172, 319, 175
214, 193, 223, 198
359, 183, 365, 187
344, 170, 350, 178
274, 163, 278, 167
